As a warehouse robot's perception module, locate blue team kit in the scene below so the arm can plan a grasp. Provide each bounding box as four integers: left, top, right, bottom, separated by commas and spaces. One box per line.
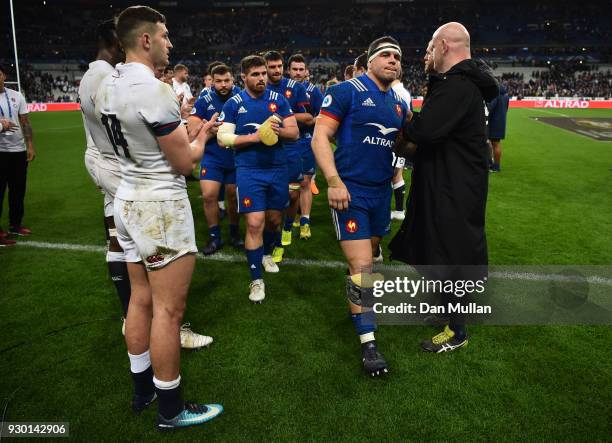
267, 78, 310, 183
320, 74, 409, 240
220, 89, 294, 213
192, 86, 241, 184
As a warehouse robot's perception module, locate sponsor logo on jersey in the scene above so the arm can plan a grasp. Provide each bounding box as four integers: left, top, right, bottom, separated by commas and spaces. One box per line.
322, 95, 332, 108
362, 136, 395, 148
365, 123, 399, 136
285, 89, 292, 99
218, 111, 225, 121
268, 102, 278, 113
242, 197, 252, 208
345, 219, 359, 234
238, 106, 248, 114
207, 104, 216, 111
361, 97, 376, 107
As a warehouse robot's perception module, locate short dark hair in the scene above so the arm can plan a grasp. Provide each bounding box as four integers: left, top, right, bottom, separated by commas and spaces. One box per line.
263, 51, 283, 63
0, 65, 6, 75
354, 52, 368, 70
207, 61, 224, 75
241, 55, 266, 74
163, 66, 173, 74
367, 36, 401, 61
116, 6, 166, 51
344, 64, 355, 78
173, 64, 188, 72
96, 19, 118, 50
287, 54, 306, 67
211, 64, 232, 77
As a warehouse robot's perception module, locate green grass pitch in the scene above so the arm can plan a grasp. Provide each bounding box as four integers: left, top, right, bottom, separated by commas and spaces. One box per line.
1, 108, 611, 441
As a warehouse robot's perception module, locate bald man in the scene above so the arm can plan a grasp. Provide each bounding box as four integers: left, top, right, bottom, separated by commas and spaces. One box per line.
389, 22, 499, 353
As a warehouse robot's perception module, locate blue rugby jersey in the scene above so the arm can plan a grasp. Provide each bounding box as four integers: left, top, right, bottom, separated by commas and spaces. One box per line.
320, 74, 409, 196
267, 77, 309, 151
220, 89, 293, 169
191, 88, 237, 167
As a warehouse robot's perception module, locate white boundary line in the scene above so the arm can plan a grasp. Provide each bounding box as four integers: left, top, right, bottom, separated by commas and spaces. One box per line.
15, 240, 612, 286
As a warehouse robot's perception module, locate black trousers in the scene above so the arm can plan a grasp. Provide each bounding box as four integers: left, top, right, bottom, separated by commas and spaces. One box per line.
0, 150, 28, 228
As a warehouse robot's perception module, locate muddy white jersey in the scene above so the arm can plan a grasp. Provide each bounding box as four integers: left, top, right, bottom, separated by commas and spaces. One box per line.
79, 59, 119, 170
95, 62, 185, 201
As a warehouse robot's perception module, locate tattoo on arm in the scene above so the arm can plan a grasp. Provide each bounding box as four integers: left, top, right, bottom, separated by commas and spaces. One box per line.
20, 116, 33, 144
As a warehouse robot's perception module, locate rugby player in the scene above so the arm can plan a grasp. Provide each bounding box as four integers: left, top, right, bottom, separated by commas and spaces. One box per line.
172, 64, 193, 104
96, 6, 222, 429
264, 51, 313, 258
353, 52, 368, 76
312, 37, 410, 376
79, 19, 130, 318
217, 55, 298, 302
287, 54, 323, 241
188, 64, 243, 254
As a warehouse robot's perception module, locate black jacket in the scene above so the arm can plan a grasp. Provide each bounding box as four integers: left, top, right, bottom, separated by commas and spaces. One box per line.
389, 59, 499, 269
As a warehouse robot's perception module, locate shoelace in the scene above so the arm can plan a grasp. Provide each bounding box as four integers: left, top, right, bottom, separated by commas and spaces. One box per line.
180, 323, 192, 332
432, 329, 453, 345
250, 281, 262, 290
364, 344, 380, 360
184, 402, 208, 415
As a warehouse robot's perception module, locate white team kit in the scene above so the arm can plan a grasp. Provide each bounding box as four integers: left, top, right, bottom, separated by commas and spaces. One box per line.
78, 60, 121, 217
172, 78, 193, 103
95, 62, 197, 269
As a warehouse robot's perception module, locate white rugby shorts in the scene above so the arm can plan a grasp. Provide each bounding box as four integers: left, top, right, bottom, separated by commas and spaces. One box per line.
113, 197, 197, 270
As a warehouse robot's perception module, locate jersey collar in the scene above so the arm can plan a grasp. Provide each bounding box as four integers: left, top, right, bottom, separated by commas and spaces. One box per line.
117, 62, 155, 78
360, 73, 387, 93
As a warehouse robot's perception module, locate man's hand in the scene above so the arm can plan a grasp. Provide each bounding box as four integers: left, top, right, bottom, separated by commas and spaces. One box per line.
269, 118, 281, 135
187, 120, 203, 143
27, 145, 36, 162
202, 112, 221, 138
0, 118, 18, 132
180, 96, 196, 120
327, 175, 351, 211
191, 112, 220, 147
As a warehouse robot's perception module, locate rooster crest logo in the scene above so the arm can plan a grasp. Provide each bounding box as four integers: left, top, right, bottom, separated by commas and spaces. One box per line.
345, 219, 359, 233
243, 197, 252, 208
268, 102, 278, 113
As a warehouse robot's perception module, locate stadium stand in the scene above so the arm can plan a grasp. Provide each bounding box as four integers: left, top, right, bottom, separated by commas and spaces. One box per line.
0, 0, 610, 101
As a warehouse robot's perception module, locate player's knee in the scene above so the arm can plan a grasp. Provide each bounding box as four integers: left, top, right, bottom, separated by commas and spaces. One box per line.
130, 290, 152, 310
246, 218, 265, 234
203, 191, 218, 205
155, 303, 186, 324
346, 273, 384, 307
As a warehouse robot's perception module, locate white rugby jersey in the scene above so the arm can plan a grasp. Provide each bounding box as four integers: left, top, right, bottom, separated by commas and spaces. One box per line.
95, 62, 185, 201
79, 60, 119, 169
172, 78, 193, 103
391, 82, 412, 107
